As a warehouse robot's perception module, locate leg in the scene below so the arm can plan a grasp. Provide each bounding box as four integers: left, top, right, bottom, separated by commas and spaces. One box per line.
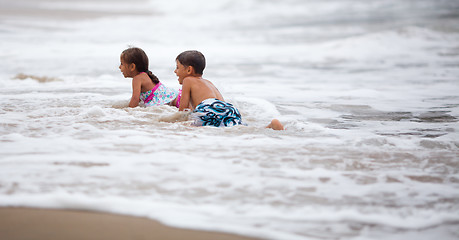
266, 119, 284, 130
168, 96, 179, 108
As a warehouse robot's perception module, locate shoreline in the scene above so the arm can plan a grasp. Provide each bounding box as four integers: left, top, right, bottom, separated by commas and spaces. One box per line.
0, 207, 259, 240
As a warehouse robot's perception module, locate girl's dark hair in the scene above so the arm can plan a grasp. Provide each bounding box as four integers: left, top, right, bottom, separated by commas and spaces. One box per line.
176, 50, 206, 75
121, 47, 159, 84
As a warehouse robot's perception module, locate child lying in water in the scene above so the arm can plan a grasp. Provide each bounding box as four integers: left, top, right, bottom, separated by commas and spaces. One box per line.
120, 47, 181, 108
175, 50, 284, 130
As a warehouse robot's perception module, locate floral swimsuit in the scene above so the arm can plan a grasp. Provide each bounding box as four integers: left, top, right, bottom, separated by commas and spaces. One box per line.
139, 82, 180, 107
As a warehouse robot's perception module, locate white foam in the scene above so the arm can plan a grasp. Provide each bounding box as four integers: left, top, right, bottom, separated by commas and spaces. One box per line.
81, 106, 106, 118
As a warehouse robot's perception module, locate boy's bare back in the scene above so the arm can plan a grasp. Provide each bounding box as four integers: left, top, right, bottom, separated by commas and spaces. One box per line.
181, 76, 223, 110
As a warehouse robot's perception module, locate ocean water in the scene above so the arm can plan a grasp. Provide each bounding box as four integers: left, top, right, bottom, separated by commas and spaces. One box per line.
1, 0, 459, 239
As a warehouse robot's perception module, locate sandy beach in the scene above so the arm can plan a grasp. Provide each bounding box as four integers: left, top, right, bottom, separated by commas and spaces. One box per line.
0, 207, 259, 240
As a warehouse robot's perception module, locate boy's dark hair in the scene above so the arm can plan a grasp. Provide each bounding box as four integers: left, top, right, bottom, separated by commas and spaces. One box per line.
121, 47, 159, 84
176, 50, 206, 75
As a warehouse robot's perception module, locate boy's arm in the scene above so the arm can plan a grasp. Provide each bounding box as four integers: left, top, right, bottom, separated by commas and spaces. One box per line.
128, 77, 141, 108
179, 78, 192, 111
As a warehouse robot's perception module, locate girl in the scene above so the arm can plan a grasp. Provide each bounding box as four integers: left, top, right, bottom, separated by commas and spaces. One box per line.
120, 47, 181, 108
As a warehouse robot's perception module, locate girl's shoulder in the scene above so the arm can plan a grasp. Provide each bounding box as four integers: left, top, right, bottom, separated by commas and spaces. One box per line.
136, 73, 156, 92
133, 72, 148, 80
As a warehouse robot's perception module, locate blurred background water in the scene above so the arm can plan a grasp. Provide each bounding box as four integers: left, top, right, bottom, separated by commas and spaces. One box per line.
1, 0, 459, 239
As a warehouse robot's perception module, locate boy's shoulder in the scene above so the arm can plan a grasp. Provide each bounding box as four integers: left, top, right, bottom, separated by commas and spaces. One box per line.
184, 76, 201, 81
184, 76, 207, 84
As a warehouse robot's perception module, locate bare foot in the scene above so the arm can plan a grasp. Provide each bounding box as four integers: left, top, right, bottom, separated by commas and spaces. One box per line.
266, 119, 284, 130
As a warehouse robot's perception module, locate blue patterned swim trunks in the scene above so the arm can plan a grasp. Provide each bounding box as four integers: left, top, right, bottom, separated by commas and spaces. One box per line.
192, 98, 244, 127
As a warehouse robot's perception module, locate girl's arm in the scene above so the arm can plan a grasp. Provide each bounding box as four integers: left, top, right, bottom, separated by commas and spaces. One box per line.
179, 78, 192, 111
128, 77, 141, 108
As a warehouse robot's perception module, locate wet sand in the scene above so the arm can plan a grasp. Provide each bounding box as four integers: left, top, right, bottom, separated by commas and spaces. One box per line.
0, 207, 259, 240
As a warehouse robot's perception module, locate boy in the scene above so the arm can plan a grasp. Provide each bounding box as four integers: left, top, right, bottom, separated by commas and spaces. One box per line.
175, 50, 284, 130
